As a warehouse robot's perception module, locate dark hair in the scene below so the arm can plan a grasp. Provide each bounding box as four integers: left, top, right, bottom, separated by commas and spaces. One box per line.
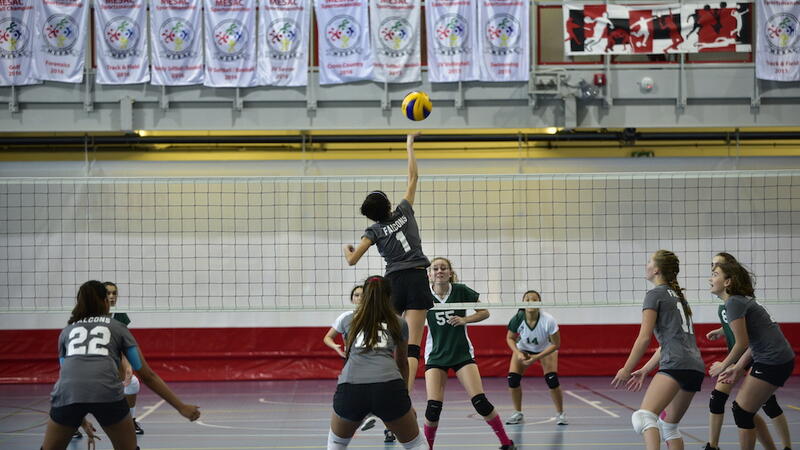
652, 250, 692, 317
349, 285, 363, 302
346, 275, 402, 356
104, 281, 117, 290
714, 252, 738, 265
430, 257, 458, 283
519, 290, 541, 312
360, 191, 391, 223
715, 262, 756, 298
68, 280, 109, 324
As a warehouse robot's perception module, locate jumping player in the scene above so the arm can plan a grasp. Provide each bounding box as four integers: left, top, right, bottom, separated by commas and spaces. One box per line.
422, 257, 515, 450
504, 290, 566, 426
612, 250, 705, 450
344, 132, 432, 394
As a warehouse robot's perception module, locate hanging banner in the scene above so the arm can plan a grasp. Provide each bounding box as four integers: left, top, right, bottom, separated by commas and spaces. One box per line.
478, 0, 529, 81
0, 0, 39, 86
314, 0, 375, 84
258, 0, 310, 86
563, 3, 751, 55
425, 0, 478, 82
150, 0, 203, 85
756, 0, 800, 81
370, 0, 421, 83
94, 0, 149, 84
32, 0, 87, 83
204, 0, 258, 87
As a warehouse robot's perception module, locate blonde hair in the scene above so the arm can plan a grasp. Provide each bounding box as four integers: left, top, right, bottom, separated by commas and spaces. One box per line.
430, 257, 458, 283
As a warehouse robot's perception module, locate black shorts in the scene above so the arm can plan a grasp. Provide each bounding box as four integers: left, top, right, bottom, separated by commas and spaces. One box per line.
750, 359, 795, 387
659, 369, 705, 392
50, 398, 130, 428
333, 379, 411, 423
425, 359, 476, 373
387, 268, 434, 313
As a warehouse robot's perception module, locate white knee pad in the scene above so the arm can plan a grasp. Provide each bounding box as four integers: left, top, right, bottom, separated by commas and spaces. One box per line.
327, 430, 351, 450
400, 434, 427, 450
658, 418, 681, 442
124, 374, 140, 395
631, 409, 658, 435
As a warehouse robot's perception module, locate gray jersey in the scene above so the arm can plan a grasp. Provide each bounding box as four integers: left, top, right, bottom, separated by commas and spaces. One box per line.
51, 316, 138, 407
363, 199, 429, 274
642, 285, 705, 372
338, 314, 409, 384
725, 295, 795, 365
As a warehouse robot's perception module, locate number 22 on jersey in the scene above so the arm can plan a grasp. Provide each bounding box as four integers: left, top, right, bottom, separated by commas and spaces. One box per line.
67, 326, 111, 356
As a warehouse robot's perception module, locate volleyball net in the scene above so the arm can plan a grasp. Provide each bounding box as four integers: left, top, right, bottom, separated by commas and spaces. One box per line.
1, 170, 798, 312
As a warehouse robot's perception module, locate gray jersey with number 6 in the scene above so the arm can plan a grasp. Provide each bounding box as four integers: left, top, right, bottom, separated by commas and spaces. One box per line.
362, 199, 429, 274
725, 295, 795, 365
51, 316, 138, 407
642, 284, 705, 372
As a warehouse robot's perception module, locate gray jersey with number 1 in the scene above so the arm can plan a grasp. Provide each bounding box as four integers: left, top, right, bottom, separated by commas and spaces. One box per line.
642, 284, 705, 372
363, 199, 429, 274
51, 316, 138, 407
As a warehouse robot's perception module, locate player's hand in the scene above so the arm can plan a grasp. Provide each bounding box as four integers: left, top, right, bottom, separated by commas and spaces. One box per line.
708, 361, 727, 378
706, 328, 723, 341
447, 316, 467, 327
179, 404, 201, 421
611, 367, 631, 388
515, 351, 528, 363
718, 365, 742, 384
626, 368, 647, 392
343, 244, 355, 255
407, 132, 422, 140
334, 345, 346, 359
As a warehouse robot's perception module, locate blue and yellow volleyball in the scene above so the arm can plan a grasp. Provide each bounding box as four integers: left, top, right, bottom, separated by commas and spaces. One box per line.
402, 91, 432, 121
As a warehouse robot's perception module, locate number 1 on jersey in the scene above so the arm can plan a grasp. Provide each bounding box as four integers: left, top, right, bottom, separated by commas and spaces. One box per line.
395, 230, 411, 252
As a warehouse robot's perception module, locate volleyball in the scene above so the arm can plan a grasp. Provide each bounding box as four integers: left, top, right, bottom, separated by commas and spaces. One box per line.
401, 91, 432, 121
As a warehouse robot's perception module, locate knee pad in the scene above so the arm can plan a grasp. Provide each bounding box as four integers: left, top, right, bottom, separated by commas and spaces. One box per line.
658, 418, 681, 442
407, 344, 420, 360
544, 372, 560, 389
631, 409, 658, 435
470, 394, 495, 417
124, 374, 140, 396
709, 389, 729, 414
425, 400, 443, 422
507, 372, 522, 389
762, 395, 783, 418
731, 401, 756, 429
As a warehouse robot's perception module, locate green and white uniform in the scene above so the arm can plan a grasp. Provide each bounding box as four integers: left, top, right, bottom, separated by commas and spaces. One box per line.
424, 283, 480, 367
113, 312, 131, 327
717, 304, 736, 351
507, 311, 559, 353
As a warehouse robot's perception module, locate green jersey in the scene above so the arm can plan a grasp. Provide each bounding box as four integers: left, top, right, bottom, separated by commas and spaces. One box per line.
717, 304, 735, 351
424, 283, 480, 367
112, 312, 131, 327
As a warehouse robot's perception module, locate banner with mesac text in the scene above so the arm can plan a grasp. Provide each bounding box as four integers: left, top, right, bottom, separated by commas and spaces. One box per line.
0, 0, 39, 86
426, 0, 478, 82
478, 0, 529, 81
204, 0, 258, 87
94, 0, 149, 84
33, 0, 87, 82
756, 0, 800, 81
150, 0, 203, 85
370, 0, 420, 83
314, 0, 375, 84
258, 0, 310, 86
563, 3, 751, 55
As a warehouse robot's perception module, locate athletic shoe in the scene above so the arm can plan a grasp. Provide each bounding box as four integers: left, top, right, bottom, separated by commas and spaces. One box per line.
500, 441, 516, 450
72, 430, 82, 439
702, 443, 720, 450
505, 411, 524, 425
360, 416, 376, 432
383, 429, 396, 443
556, 412, 568, 425
133, 419, 144, 435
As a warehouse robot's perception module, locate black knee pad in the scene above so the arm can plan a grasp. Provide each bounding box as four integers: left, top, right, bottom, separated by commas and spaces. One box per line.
762, 395, 783, 419
544, 372, 560, 389
732, 401, 756, 429
507, 372, 522, 388
425, 400, 443, 422
408, 344, 420, 360
709, 389, 729, 414
471, 394, 494, 417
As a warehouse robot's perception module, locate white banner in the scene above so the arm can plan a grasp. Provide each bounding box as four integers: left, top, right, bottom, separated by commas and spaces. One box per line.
94, 0, 149, 84
0, 0, 39, 86
314, 0, 375, 84
204, 0, 258, 87
258, 0, 310, 86
370, 0, 421, 83
150, 0, 203, 85
32, 0, 87, 83
756, 0, 800, 81
478, 0, 529, 81
425, 0, 478, 82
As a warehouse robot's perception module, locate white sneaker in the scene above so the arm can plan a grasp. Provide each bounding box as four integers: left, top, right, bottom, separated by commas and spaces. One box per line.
556, 412, 568, 425
360, 416, 377, 431
505, 411, 524, 425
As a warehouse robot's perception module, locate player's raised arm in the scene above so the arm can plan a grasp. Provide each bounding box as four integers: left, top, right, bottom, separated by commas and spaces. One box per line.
403, 132, 421, 206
